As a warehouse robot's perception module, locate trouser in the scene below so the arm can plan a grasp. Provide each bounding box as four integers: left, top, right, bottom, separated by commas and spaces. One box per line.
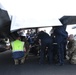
14, 56, 25, 65
14, 50, 30, 65
52, 44, 58, 63
57, 43, 64, 64
55, 35, 65, 64
39, 40, 53, 64
47, 46, 53, 64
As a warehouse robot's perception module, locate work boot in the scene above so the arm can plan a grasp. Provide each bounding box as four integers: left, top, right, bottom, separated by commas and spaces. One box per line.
21, 57, 25, 64
14, 59, 19, 65
56, 63, 64, 66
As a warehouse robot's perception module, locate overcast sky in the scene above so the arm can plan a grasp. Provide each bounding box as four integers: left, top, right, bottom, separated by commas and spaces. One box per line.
1, 0, 76, 19
0, 0, 76, 34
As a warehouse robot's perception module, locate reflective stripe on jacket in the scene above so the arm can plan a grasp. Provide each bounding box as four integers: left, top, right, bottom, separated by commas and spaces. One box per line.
11, 40, 24, 52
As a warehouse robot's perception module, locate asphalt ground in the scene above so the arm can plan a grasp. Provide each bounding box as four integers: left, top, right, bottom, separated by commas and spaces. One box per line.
0, 50, 76, 75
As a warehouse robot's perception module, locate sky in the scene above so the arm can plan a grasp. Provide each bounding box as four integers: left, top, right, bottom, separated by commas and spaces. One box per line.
0, 0, 76, 34
1, 0, 76, 19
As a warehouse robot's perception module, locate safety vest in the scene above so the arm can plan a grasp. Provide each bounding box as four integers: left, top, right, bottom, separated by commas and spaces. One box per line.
11, 40, 24, 52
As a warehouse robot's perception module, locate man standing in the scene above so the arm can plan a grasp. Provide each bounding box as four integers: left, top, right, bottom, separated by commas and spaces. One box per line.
37, 31, 53, 64
53, 25, 68, 65
11, 35, 26, 65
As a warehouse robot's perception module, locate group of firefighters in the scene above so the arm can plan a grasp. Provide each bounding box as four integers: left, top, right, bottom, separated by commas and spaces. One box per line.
7, 25, 76, 66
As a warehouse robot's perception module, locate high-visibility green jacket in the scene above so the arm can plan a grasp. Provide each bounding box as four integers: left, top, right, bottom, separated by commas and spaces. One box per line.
11, 40, 24, 52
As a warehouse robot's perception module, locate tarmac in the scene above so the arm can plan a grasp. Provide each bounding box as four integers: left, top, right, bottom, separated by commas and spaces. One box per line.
0, 50, 76, 75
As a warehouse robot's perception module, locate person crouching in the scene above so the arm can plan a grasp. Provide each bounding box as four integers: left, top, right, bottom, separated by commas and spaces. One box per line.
11, 35, 26, 65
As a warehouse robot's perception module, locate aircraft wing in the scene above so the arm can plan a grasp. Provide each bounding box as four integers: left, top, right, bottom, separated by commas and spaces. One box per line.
60, 16, 76, 25
10, 16, 62, 31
